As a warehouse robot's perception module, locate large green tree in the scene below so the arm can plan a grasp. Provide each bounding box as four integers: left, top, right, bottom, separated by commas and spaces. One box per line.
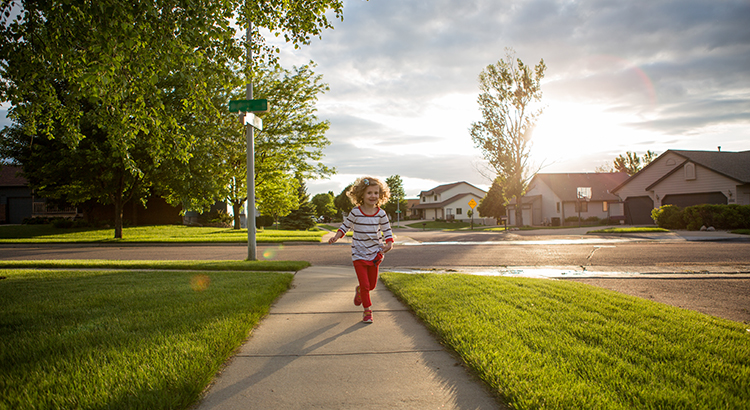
0, 0, 343, 238
470, 49, 546, 227
222, 63, 334, 229
334, 183, 355, 218
383, 175, 407, 222
311, 191, 337, 222
256, 172, 300, 225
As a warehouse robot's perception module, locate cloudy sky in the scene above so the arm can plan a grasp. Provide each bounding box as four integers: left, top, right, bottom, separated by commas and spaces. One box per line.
2, 0, 748, 199
267, 0, 750, 198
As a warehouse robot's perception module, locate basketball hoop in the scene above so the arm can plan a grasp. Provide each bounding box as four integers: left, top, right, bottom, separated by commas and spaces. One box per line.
577, 187, 592, 202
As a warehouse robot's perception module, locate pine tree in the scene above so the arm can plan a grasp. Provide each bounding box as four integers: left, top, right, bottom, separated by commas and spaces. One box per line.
279, 181, 317, 230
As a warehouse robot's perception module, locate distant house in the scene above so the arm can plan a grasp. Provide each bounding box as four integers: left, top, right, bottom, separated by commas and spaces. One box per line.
506, 173, 629, 226
0, 165, 33, 224
612, 149, 750, 225
0, 164, 181, 225
406, 198, 421, 219
412, 182, 486, 222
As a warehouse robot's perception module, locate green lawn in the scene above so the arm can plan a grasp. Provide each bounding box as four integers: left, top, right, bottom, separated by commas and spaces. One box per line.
381, 272, 750, 410
588, 227, 670, 234
406, 220, 473, 230
0, 224, 326, 243
0, 261, 297, 410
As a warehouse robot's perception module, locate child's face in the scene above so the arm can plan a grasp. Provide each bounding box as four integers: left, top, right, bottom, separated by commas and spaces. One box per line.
364, 186, 380, 207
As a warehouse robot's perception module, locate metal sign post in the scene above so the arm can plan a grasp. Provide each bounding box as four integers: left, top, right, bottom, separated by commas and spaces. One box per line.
230, 22, 272, 261
468, 198, 477, 229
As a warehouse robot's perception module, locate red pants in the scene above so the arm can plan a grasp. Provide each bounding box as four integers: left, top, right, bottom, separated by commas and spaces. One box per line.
353, 255, 382, 308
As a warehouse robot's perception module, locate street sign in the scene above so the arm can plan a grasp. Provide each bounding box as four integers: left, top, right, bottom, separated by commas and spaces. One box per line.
229, 99, 268, 113
242, 113, 263, 131
468, 198, 477, 209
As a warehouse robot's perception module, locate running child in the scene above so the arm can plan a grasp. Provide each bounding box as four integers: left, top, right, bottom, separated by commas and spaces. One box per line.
328, 176, 394, 323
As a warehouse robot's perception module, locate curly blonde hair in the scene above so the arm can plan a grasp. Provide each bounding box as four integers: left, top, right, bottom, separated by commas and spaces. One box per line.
346, 176, 391, 206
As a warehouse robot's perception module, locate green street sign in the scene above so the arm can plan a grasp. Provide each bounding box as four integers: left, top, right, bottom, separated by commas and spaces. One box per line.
229, 99, 268, 113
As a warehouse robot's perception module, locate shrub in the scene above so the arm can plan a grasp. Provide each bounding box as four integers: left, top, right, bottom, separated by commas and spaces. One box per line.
207, 210, 232, 228
653, 204, 750, 230
651, 205, 685, 229
256, 215, 274, 229
51, 218, 74, 229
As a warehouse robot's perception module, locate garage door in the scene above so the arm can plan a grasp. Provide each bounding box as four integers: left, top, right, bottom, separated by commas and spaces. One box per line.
8, 197, 32, 224
662, 192, 727, 208
624, 196, 654, 225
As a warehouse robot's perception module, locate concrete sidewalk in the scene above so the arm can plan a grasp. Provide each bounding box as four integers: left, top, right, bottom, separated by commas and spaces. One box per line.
194, 266, 502, 410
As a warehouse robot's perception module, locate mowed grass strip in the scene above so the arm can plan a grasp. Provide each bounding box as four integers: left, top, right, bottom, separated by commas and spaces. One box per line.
0, 224, 326, 243
0, 267, 295, 410
381, 273, 750, 410
0, 259, 309, 272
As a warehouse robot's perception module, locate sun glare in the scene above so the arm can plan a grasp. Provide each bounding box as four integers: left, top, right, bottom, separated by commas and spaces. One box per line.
530, 101, 658, 171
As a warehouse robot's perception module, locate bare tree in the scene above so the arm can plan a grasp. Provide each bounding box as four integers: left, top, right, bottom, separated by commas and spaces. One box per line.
470, 49, 546, 226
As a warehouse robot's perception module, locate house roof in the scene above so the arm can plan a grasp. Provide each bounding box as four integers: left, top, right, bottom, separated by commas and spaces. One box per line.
0, 165, 27, 187
670, 149, 750, 182
612, 149, 750, 193
533, 172, 629, 202
411, 192, 482, 210
418, 181, 486, 197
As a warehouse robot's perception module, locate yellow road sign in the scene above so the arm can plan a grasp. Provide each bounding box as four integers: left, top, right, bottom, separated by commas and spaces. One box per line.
468, 198, 477, 209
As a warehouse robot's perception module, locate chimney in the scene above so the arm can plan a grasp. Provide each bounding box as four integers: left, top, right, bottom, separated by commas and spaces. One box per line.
718, 146, 721, 152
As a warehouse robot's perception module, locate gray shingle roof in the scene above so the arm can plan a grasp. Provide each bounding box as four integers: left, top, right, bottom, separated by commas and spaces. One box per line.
670, 150, 750, 182
534, 172, 629, 201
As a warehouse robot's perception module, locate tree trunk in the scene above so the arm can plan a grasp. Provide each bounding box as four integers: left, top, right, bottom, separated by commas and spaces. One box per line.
232, 202, 242, 230
514, 195, 524, 227
114, 191, 124, 239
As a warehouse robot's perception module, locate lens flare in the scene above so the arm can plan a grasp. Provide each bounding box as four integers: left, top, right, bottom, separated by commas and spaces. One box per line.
262, 244, 284, 260
190, 275, 211, 291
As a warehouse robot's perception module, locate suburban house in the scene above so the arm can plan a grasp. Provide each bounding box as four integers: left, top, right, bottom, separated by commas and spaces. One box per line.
406, 198, 421, 219
411, 181, 487, 222
611, 149, 750, 225
506, 173, 629, 226
0, 165, 34, 224
0, 165, 182, 225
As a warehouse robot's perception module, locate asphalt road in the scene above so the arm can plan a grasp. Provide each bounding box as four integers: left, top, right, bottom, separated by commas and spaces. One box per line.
3, 230, 749, 274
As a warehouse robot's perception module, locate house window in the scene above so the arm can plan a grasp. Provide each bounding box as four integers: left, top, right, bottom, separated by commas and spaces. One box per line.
434, 195, 438, 201
421, 196, 425, 202
575, 202, 588, 212
456, 208, 462, 215
556, 202, 560, 213
602, 201, 608, 212
446, 208, 453, 216
685, 163, 696, 180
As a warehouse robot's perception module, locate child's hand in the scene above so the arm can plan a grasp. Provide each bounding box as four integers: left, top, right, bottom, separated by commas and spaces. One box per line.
328, 232, 342, 244
381, 241, 393, 254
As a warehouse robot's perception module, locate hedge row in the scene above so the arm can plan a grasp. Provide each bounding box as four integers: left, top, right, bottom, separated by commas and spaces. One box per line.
651, 204, 750, 230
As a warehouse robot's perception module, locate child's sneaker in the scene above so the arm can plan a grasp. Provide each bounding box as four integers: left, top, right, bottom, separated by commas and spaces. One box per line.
353, 286, 362, 306
362, 309, 373, 323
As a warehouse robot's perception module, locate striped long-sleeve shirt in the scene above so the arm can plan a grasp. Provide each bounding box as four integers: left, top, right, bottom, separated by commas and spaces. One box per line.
337, 207, 394, 261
